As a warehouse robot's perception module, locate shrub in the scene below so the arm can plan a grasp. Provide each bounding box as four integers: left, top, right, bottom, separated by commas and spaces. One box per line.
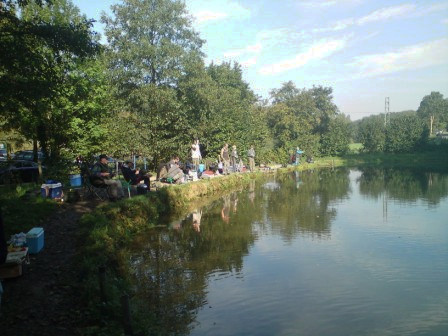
385, 115, 428, 153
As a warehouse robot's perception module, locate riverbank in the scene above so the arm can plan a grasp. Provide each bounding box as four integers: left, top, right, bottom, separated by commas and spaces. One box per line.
1, 151, 446, 335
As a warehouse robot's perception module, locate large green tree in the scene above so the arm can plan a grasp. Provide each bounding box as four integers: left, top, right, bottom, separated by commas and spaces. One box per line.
357, 115, 386, 152
102, 0, 204, 165
385, 114, 428, 153
417, 92, 448, 134
0, 0, 101, 161
268, 81, 342, 158
178, 61, 260, 158
320, 114, 351, 156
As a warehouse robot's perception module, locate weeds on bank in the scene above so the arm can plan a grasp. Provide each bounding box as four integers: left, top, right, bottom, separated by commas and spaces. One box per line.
0, 183, 59, 237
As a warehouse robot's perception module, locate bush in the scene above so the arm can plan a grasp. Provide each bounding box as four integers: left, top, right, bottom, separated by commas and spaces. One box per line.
320, 116, 351, 156
358, 116, 386, 152
385, 115, 428, 153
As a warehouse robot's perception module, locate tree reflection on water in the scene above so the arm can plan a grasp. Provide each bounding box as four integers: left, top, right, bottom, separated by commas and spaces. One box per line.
357, 167, 448, 206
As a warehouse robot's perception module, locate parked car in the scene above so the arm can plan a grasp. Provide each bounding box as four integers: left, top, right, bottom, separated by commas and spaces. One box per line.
0, 149, 8, 161
14, 150, 45, 161
0, 160, 43, 184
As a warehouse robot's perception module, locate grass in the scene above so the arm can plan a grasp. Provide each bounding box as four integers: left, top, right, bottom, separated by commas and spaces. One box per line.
0, 183, 59, 237
348, 143, 363, 154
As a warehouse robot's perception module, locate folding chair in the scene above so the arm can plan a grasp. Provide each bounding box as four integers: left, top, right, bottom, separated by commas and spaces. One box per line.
80, 163, 111, 201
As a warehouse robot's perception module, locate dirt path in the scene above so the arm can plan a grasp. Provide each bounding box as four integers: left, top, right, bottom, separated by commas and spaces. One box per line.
0, 201, 98, 336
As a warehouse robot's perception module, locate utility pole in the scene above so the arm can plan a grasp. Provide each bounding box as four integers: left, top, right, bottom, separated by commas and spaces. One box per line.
384, 97, 390, 126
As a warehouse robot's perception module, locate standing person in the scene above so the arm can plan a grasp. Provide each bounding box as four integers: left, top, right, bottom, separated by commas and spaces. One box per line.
91, 154, 124, 201
295, 147, 304, 166
191, 139, 202, 170
247, 145, 256, 172
220, 143, 230, 175
231, 145, 238, 171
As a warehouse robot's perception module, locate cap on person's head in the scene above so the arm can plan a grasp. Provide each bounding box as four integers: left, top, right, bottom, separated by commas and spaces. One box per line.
99, 154, 108, 160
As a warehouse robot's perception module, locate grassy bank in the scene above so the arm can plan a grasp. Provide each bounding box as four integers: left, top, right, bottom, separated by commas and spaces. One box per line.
0, 183, 59, 237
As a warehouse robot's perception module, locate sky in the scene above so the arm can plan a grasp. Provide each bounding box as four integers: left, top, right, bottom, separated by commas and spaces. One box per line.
72, 0, 448, 120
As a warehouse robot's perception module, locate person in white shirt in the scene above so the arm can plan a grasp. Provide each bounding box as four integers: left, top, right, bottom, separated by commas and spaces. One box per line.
191, 139, 202, 169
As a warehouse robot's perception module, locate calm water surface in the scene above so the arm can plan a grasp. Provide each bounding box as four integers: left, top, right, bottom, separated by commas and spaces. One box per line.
130, 167, 448, 336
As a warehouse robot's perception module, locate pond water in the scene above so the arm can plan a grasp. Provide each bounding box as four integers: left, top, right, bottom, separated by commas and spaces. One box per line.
129, 167, 448, 336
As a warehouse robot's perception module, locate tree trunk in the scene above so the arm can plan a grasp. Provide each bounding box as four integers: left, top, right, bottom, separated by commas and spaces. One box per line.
430, 115, 434, 135
33, 138, 38, 163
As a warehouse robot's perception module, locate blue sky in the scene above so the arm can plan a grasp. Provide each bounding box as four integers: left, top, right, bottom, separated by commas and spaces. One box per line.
72, 0, 448, 120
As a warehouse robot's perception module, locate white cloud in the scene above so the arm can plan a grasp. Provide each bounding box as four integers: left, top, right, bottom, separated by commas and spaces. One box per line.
443, 18, 448, 24
224, 42, 262, 57
259, 37, 348, 75
314, 3, 416, 32
194, 10, 228, 24
241, 56, 258, 68
300, 0, 362, 8
190, 1, 250, 25
357, 3, 415, 25
413, 2, 448, 17
348, 38, 448, 79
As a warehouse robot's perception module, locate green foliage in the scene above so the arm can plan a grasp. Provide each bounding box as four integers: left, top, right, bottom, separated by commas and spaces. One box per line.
266, 82, 342, 157
320, 114, 351, 156
102, 0, 203, 90
385, 114, 428, 153
417, 91, 448, 133
358, 115, 386, 152
102, 0, 205, 166
0, 0, 102, 161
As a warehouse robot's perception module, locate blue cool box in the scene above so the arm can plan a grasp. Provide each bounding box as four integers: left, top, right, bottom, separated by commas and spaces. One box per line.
26, 227, 44, 254
69, 174, 82, 187
41, 182, 63, 199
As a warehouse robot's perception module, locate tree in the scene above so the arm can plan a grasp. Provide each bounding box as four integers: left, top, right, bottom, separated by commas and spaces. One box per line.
0, 0, 101, 161
102, 0, 204, 165
268, 81, 342, 157
320, 114, 351, 156
102, 0, 203, 91
417, 92, 448, 134
310, 85, 339, 134
385, 114, 428, 153
358, 115, 386, 152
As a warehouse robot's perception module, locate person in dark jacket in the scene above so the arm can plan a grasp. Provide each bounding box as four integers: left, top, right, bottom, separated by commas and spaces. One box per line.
91, 154, 124, 200
121, 161, 150, 188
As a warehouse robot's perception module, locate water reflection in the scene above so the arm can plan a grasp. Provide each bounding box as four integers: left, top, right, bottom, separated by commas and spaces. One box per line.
262, 168, 351, 240
357, 167, 448, 206
128, 167, 448, 335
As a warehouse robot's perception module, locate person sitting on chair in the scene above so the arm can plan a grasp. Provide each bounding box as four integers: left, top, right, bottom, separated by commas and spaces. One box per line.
91, 154, 124, 201
122, 160, 150, 188
167, 156, 184, 183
